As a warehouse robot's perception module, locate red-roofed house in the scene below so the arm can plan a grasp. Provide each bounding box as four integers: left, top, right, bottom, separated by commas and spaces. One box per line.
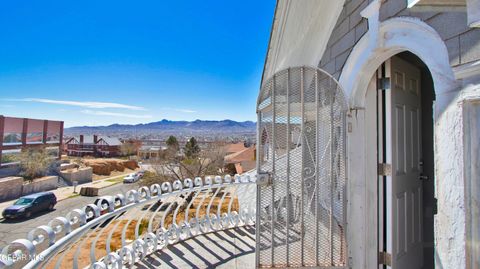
223, 142, 247, 155
224, 146, 256, 174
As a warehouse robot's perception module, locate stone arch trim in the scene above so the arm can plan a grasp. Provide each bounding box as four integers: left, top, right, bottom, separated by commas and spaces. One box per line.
339, 16, 457, 109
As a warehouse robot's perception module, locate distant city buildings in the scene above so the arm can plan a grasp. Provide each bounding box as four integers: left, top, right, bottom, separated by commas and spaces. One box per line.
137, 145, 166, 160
62, 120, 256, 144
64, 135, 122, 157
0, 115, 64, 166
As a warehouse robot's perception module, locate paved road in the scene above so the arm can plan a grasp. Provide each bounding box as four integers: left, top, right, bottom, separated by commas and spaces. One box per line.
0, 182, 140, 249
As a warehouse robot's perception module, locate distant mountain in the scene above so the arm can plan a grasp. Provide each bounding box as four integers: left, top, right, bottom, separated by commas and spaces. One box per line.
64, 119, 256, 138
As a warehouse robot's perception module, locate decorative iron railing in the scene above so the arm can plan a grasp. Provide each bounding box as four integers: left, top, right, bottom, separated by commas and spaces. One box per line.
0, 174, 256, 269
256, 66, 347, 267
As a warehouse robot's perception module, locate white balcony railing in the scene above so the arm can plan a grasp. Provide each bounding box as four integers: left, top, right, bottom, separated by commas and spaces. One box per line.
0, 174, 256, 269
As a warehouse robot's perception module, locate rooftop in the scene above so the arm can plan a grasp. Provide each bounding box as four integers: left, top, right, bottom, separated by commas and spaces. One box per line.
67, 135, 122, 146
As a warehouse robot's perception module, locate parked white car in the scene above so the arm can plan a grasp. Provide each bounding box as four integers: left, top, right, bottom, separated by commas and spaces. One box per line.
123, 173, 140, 183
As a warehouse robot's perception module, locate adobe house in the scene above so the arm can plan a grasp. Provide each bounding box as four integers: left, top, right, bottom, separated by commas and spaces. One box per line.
256, 0, 480, 268
137, 145, 164, 159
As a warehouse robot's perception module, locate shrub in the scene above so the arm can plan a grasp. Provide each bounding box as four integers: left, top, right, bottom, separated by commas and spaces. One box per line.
17, 147, 54, 181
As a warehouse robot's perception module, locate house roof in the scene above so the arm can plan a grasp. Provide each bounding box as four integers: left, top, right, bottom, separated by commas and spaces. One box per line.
261, 0, 345, 86
223, 142, 246, 154
66, 135, 122, 146
224, 146, 255, 163
99, 136, 122, 146
234, 161, 256, 174
139, 145, 164, 151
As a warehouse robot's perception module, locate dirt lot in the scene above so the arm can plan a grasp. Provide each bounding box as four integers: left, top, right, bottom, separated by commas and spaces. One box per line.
81, 158, 140, 178
92, 168, 139, 181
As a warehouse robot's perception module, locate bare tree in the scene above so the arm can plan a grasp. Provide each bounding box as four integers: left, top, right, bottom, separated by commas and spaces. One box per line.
120, 139, 142, 156
148, 141, 227, 183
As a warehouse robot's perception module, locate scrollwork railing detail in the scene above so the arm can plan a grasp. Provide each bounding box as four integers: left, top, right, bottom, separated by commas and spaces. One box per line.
0, 174, 256, 269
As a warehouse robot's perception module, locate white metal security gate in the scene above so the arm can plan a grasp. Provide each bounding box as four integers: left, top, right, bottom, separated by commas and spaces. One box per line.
256, 66, 347, 268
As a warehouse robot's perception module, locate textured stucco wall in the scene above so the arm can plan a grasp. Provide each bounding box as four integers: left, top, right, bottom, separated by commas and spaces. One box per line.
434, 78, 480, 269
462, 94, 480, 268
434, 89, 466, 269
319, 1, 479, 268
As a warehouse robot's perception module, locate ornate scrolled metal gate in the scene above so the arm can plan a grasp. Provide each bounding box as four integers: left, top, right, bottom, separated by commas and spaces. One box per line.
256, 66, 347, 268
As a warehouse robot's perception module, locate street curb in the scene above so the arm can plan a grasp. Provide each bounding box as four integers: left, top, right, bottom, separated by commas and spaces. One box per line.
57, 180, 122, 202
0, 173, 134, 215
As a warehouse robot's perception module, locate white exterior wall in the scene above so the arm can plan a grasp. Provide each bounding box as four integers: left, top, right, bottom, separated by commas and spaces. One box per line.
261, 0, 480, 268
337, 2, 480, 268
434, 77, 480, 269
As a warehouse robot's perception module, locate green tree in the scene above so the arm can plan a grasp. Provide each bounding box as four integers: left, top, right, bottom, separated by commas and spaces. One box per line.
165, 135, 179, 151
184, 137, 200, 159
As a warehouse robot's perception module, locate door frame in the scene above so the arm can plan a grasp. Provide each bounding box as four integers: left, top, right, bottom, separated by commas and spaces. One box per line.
376, 56, 425, 268
338, 14, 456, 268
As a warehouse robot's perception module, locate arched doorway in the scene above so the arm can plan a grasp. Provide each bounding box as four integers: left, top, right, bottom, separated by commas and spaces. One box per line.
374, 52, 435, 269
338, 16, 456, 269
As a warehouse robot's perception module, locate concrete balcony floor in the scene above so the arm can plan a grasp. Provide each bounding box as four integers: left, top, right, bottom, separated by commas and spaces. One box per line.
134, 226, 255, 269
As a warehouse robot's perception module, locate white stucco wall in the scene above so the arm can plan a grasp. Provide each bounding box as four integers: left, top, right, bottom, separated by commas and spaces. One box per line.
338, 7, 476, 268
462, 91, 480, 268
434, 88, 466, 269
435, 78, 480, 269
261, 0, 480, 267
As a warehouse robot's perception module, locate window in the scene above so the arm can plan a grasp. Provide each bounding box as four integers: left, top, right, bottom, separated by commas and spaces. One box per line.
46, 121, 61, 143
26, 119, 44, 144
3, 133, 22, 144
3, 117, 23, 145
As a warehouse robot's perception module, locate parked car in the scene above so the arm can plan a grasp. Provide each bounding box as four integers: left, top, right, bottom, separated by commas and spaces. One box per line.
2, 192, 57, 219
123, 173, 140, 183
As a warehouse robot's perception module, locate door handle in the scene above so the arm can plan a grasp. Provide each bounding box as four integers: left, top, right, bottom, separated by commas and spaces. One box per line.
419, 174, 428, 180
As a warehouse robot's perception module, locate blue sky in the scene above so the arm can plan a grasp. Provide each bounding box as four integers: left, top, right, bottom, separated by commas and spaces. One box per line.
0, 1, 275, 127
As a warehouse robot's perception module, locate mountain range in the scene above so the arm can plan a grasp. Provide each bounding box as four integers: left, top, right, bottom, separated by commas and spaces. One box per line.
64, 119, 256, 137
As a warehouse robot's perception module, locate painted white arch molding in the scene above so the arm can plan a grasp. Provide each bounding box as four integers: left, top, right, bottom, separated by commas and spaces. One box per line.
339, 15, 458, 113
338, 5, 467, 269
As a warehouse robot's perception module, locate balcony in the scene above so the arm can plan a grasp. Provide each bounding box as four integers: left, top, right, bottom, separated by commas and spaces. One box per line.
0, 174, 256, 269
